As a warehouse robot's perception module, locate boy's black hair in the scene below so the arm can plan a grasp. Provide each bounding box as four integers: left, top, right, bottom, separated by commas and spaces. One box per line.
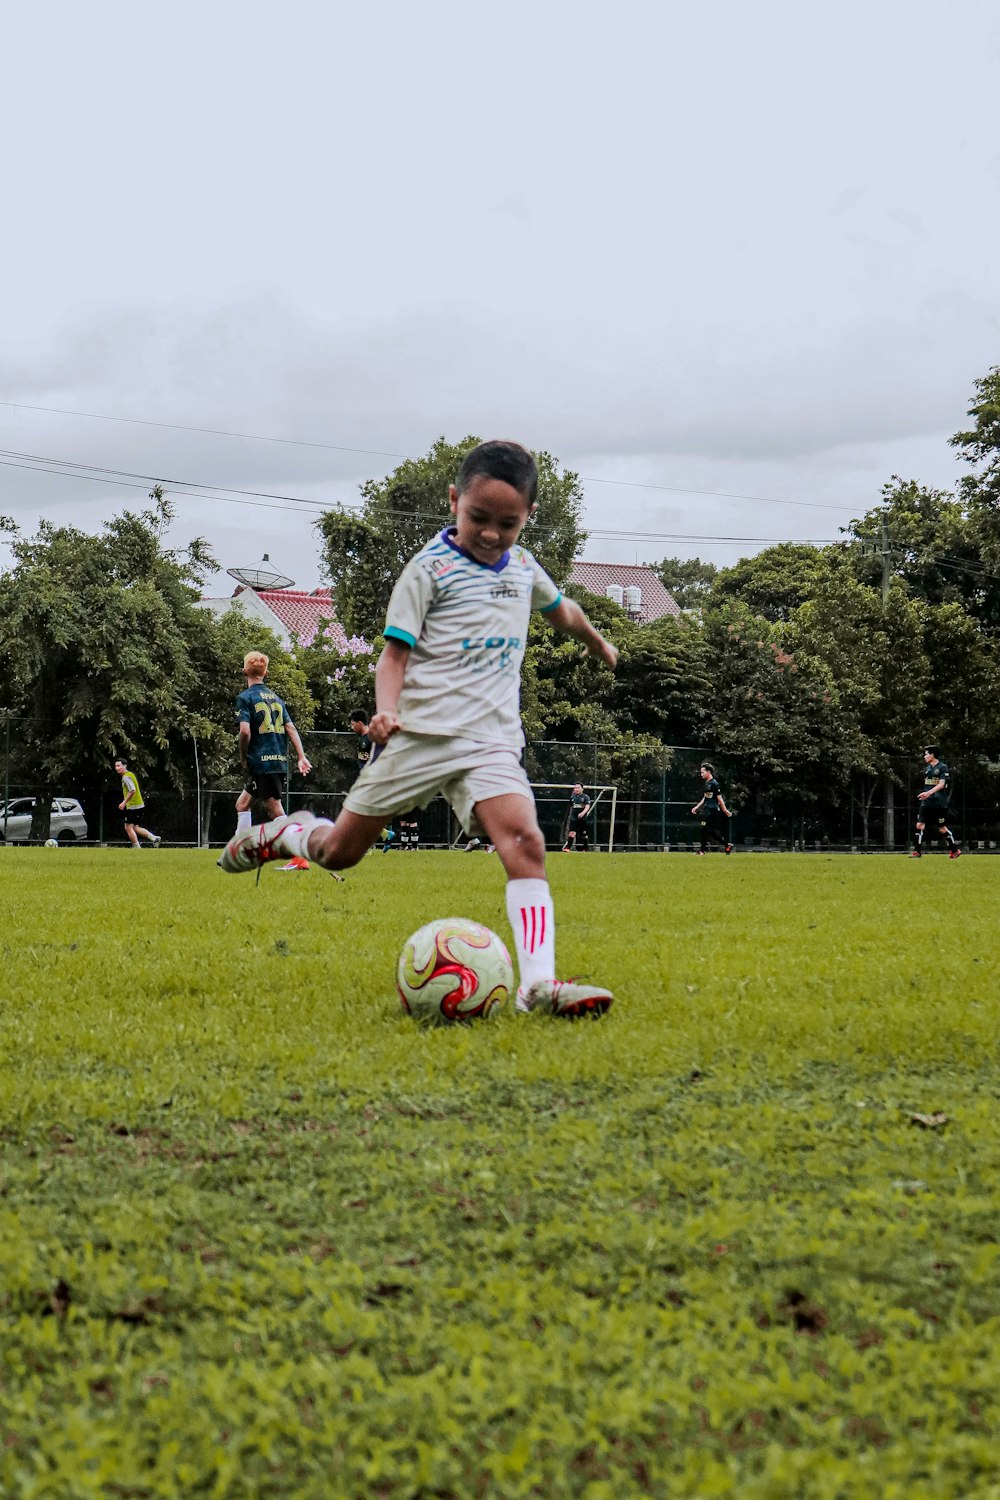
350, 709, 369, 724
700, 762, 715, 775
456, 440, 538, 506
923, 744, 940, 757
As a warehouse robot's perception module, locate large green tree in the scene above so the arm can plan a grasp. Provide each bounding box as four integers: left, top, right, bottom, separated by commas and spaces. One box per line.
0, 495, 315, 840
316, 437, 588, 642
0, 498, 213, 836
952, 365, 1000, 573
700, 601, 851, 816
650, 556, 718, 611
848, 476, 1000, 626
519, 588, 666, 846
710, 543, 852, 622
789, 574, 930, 844
917, 602, 1000, 761
793, 575, 928, 753
609, 612, 713, 747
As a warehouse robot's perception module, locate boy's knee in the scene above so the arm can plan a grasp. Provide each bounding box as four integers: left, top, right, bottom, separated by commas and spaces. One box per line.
505, 819, 545, 860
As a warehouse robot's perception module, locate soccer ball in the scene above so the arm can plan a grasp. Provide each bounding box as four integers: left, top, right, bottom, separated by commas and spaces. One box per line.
44, 838, 58, 848
397, 918, 513, 1025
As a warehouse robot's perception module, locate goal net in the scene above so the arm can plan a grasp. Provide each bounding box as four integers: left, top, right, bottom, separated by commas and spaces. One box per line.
529, 783, 619, 852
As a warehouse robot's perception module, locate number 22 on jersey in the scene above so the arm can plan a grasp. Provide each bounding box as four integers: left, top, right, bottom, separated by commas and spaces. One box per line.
254, 700, 286, 735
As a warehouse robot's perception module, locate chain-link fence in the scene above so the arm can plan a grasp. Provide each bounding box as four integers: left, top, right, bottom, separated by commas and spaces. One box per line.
3, 719, 999, 850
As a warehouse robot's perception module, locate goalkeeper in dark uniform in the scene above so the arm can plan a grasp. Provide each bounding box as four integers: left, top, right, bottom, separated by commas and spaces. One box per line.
692, 763, 733, 854
911, 746, 961, 859
562, 784, 592, 852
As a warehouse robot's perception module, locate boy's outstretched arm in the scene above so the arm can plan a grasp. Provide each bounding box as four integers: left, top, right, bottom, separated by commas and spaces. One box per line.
544, 598, 618, 669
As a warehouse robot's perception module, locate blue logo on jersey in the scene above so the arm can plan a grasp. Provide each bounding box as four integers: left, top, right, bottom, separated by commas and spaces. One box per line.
460, 636, 522, 674
461, 636, 521, 651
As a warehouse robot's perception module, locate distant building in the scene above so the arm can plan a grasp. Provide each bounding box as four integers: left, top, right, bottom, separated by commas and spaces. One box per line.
199, 585, 367, 653
568, 561, 680, 624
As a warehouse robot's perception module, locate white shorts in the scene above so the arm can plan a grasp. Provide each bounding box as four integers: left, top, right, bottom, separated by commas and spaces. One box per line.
342, 732, 534, 839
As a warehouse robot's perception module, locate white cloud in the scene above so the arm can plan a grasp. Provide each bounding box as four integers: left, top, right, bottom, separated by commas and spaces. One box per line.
1, 0, 998, 581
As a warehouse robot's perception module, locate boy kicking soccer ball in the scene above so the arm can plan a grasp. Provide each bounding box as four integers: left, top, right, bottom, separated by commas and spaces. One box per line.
218, 440, 617, 1016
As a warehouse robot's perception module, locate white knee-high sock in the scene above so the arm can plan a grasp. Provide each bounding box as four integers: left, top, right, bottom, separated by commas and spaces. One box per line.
287, 816, 335, 861
505, 878, 556, 992
236, 810, 252, 835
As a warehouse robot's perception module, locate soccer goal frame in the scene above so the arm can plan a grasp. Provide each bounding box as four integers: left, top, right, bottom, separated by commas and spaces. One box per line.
529, 783, 619, 852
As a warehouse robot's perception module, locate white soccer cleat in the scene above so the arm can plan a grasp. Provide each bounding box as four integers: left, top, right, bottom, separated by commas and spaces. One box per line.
217, 812, 318, 874
517, 979, 614, 1018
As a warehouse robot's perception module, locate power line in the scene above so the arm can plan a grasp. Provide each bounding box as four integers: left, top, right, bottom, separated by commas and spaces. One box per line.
577, 474, 850, 511
0, 401, 410, 464
3, 448, 994, 575
0, 458, 330, 520
0, 398, 860, 514
0, 453, 840, 548
0, 446, 341, 511
13, 444, 990, 564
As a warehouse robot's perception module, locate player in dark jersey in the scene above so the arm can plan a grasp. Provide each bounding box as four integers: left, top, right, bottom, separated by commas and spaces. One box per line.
692, 763, 733, 854
911, 745, 961, 859
562, 784, 592, 851
232, 651, 312, 870
349, 711, 373, 776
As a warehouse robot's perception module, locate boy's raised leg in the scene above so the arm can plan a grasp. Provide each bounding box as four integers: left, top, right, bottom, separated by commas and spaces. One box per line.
218, 807, 385, 874
218, 812, 325, 872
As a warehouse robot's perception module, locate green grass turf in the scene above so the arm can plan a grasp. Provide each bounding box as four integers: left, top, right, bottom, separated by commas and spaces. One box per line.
0, 847, 997, 1498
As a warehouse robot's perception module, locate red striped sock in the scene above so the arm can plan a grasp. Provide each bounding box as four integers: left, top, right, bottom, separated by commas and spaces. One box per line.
505, 878, 555, 992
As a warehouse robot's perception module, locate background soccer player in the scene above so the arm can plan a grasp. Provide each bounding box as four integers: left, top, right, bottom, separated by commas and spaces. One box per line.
232, 652, 312, 871
562, 783, 592, 851
911, 745, 961, 859
692, 762, 733, 854
220, 440, 617, 1017
349, 710, 372, 776
114, 759, 160, 848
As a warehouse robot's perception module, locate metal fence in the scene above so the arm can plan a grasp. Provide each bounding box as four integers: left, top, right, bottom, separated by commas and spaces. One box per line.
3, 721, 999, 850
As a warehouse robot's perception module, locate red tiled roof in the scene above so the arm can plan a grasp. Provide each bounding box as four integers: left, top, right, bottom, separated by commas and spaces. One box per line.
252, 588, 352, 649
567, 562, 680, 623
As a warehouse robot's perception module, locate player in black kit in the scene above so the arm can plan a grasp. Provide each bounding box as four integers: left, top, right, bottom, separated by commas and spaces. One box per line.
349, 710, 373, 775
911, 746, 961, 859
692, 763, 733, 854
562, 784, 592, 852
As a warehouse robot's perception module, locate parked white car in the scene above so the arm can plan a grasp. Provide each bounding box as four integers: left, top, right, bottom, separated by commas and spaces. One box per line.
0, 797, 89, 843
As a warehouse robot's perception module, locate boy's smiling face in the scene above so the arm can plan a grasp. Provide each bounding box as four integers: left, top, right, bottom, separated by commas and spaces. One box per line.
449, 475, 535, 565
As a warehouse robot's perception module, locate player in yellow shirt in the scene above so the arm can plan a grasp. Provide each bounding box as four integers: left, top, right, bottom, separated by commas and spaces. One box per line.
114, 759, 161, 848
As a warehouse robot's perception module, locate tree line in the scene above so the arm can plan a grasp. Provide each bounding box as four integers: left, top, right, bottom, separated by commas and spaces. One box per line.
2, 368, 1000, 841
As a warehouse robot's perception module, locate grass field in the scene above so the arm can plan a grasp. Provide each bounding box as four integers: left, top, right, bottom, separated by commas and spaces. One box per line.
1, 848, 998, 1499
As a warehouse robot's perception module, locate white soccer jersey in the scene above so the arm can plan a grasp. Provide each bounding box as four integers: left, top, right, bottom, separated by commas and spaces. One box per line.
384, 528, 562, 746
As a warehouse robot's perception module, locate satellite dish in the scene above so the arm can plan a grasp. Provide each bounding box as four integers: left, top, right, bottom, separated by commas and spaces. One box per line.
226, 553, 295, 591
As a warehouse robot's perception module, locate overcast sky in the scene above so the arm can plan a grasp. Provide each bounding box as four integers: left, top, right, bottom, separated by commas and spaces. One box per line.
2, 0, 999, 589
